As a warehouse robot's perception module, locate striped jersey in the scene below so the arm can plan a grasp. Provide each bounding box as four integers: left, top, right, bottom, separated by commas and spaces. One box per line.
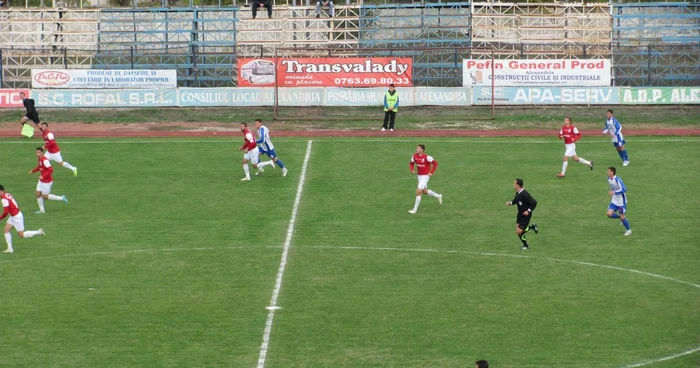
604, 117, 623, 142
608, 175, 627, 206
257, 125, 275, 152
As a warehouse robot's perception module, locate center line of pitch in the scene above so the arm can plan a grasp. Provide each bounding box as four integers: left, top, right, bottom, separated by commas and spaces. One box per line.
256, 140, 313, 368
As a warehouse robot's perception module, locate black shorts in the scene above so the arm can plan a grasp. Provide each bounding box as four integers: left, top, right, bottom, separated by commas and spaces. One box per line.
25, 112, 40, 124
516, 214, 531, 229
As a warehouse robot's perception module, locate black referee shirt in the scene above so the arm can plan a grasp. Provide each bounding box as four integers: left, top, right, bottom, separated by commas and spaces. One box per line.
23, 98, 37, 115
511, 189, 537, 214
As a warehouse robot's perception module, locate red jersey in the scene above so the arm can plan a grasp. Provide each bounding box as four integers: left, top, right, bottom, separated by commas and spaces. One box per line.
1, 192, 21, 219
241, 128, 257, 152
410, 153, 438, 176
559, 125, 581, 145
42, 129, 60, 154
31, 156, 54, 183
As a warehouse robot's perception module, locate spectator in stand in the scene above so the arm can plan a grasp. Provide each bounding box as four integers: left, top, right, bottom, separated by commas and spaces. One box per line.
316, 0, 334, 18
252, 0, 272, 19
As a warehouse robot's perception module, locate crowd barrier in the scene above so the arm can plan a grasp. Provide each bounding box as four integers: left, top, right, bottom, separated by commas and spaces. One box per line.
0, 87, 698, 108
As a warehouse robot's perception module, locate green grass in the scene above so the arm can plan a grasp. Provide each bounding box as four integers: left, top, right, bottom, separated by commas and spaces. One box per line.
0, 136, 698, 367
1, 105, 698, 130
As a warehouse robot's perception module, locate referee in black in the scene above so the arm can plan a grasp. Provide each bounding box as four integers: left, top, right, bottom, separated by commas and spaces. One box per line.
19, 92, 40, 127
506, 178, 538, 250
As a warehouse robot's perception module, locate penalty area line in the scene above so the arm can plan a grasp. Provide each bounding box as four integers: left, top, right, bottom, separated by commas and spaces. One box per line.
256, 140, 313, 368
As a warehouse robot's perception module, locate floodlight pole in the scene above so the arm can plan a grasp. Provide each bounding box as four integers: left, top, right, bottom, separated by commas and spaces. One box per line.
273, 47, 279, 120
491, 47, 495, 119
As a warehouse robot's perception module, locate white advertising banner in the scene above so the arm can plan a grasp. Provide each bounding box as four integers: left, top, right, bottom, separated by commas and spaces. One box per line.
32, 69, 178, 89
463, 59, 611, 87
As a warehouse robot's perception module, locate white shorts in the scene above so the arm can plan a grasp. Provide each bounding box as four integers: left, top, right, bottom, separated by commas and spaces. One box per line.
44, 151, 63, 163
7, 212, 25, 232
417, 175, 430, 190
36, 181, 53, 194
244, 149, 260, 164
564, 143, 577, 157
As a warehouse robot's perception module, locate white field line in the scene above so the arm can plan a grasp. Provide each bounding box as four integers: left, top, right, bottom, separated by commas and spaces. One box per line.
1, 138, 699, 145
303, 245, 700, 367
256, 140, 313, 368
623, 346, 700, 368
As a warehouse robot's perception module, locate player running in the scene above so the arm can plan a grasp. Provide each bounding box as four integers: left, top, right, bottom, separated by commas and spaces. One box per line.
39, 123, 78, 177
239, 122, 261, 181
557, 116, 593, 178
408, 144, 442, 214
506, 179, 538, 250
19, 92, 40, 127
254, 119, 288, 177
30, 147, 69, 213
1, 184, 45, 254
603, 109, 630, 167
606, 167, 632, 236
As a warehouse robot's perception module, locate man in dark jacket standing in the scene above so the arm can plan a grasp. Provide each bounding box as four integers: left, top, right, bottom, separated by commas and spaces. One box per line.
252, 0, 272, 19
381, 84, 399, 132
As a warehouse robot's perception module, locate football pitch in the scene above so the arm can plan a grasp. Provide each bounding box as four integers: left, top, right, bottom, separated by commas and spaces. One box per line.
0, 136, 698, 368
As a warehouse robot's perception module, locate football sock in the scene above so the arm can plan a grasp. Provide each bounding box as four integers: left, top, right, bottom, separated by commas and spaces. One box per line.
426, 190, 439, 198
243, 164, 250, 178
37, 198, 45, 212
617, 150, 625, 160
610, 213, 620, 219
519, 234, 528, 247
579, 158, 591, 165
258, 161, 274, 168
48, 194, 62, 201
24, 231, 40, 238
4, 233, 12, 251
621, 150, 629, 161
622, 218, 630, 230
561, 161, 568, 173
275, 159, 286, 169
413, 195, 421, 211
62, 162, 75, 171
24, 231, 39, 238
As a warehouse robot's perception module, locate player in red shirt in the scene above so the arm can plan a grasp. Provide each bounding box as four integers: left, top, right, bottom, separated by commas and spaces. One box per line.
39, 123, 78, 177
1, 184, 45, 254
408, 144, 442, 214
557, 116, 593, 178
239, 122, 261, 181
30, 147, 69, 213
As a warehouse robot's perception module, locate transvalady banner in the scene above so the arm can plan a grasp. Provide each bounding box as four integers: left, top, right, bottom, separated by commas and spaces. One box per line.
463, 59, 611, 87
238, 58, 413, 87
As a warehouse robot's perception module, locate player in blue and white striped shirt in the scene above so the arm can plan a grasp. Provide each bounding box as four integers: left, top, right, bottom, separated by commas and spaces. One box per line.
254, 119, 288, 177
603, 109, 630, 166
606, 167, 631, 236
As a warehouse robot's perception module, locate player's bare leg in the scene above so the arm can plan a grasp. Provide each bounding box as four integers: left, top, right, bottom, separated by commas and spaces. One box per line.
37, 191, 69, 213
572, 154, 593, 170
18, 229, 43, 239
425, 188, 442, 204
57, 160, 78, 177
2, 223, 13, 253
558, 155, 569, 177
241, 157, 251, 181
409, 188, 422, 214
515, 225, 529, 250
35, 190, 45, 214
19, 116, 38, 127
